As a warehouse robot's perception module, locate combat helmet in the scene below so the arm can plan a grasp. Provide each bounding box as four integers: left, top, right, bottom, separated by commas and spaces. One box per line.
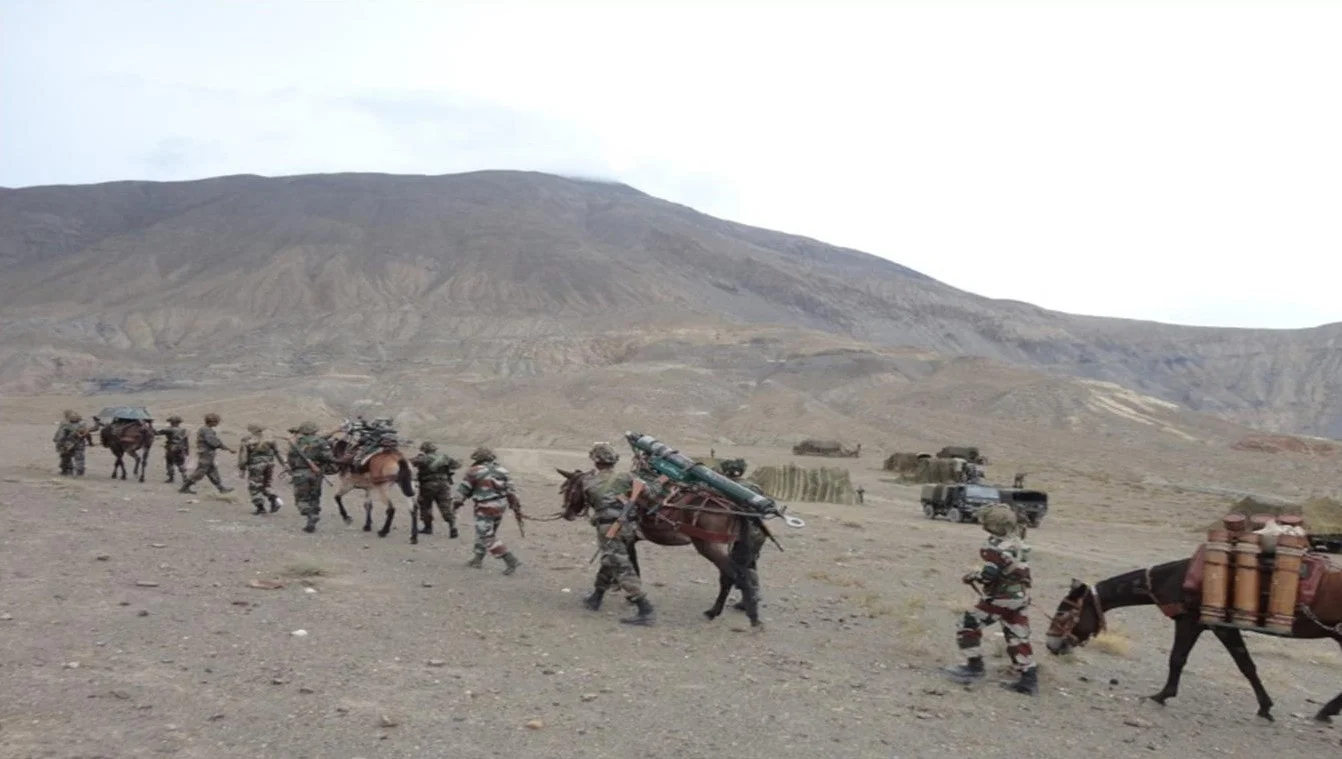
63, 409, 80, 422
247, 424, 265, 436
204, 412, 221, 425
167, 415, 182, 424
719, 458, 747, 478
420, 441, 438, 453
589, 442, 619, 466
470, 446, 495, 463
294, 421, 319, 435
980, 505, 1018, 537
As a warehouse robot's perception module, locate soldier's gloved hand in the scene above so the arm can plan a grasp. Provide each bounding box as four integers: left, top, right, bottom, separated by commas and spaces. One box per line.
962, 572, 980, 585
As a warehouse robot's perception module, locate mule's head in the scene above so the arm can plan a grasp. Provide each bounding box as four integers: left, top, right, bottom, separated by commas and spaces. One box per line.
557, 468, 587, 520
1045, 578, 1106, 655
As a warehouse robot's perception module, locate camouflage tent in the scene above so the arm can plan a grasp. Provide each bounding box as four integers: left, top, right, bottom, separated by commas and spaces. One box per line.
882, 452, 931, 474
936, 446, 985, 464
97, 406, 152, 421
791, 438, 861, 458
749, 465, 855, 505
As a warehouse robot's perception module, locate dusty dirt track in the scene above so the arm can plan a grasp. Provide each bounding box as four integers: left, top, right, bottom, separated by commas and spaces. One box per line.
2, 433, 1339, 759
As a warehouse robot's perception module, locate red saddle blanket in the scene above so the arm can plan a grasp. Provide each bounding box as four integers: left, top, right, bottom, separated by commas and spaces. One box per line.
1178, 543, 1332, 619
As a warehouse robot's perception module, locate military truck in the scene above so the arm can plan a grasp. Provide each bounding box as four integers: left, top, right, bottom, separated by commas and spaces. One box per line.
920, 483, 1049, 527
998, 488, 1049, 528
791, 438, 861, 458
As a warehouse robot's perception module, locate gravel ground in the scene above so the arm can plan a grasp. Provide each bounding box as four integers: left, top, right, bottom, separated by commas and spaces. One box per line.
1, 440, 1339, 759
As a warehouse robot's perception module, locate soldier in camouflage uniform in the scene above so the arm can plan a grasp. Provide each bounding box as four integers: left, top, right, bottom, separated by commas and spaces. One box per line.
156, 415, 190, 483
410, 441, 459, 538
179, 413, 234, 494
571, 442, 655, 625
945, 504, 1038, 695
718, 458, 768, 612
52, 410, 92, 476
238, 424, 285, 515
451, 447, 522, 575
287, 421, 335, 533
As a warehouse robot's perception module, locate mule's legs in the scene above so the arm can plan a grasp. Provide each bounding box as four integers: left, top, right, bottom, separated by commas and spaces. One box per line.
377, 487, 397, 539
1149, 615, 1205, 706
131, 450, 144, 482
363, 499, 373, 532
408, 493, 418, 545
696, 539, 759, 626
332, 481, 354, 525
1206, 626, 1274, 720
706, 569, 733, 620
1312, 638, 1342, 722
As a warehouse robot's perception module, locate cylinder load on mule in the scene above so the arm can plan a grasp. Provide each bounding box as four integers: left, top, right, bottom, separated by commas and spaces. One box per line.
1200, 511, 1310, 631
1200, 526, 1234, 625
624, 431, 804, 527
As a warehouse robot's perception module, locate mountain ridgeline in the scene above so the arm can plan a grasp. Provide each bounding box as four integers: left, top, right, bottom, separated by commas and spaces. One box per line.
1, 170, 1338, 438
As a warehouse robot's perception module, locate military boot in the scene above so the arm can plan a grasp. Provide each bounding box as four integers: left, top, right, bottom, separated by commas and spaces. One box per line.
501, 552, 521, 576
179, 482, 196, 494
253, 502, 267, 515
1002, 667, 1039, 696
620, 597, 655, 626
217, 485, 234, 494
302, 513, 319, 533
269, 495, 283, 513
944, 656, 985, 683
449, 525, 459, 539
583, 589, 605, 611
466, 553, 484, 569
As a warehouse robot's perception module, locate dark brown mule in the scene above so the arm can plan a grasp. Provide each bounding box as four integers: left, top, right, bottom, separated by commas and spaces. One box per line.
96, 418, 155, 482
558, 469, 769, 627
1045, 559, 1342, 722
329, 439, 417, 541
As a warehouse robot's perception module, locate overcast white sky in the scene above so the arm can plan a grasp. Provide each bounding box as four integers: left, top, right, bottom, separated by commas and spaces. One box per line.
3, 1, 1339, 329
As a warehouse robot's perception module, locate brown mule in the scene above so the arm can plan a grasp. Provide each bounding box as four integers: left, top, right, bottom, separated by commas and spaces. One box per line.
558, 468, 768, 627
330, 439, 417, 542
96, 418, 155, 482
1044, 558, 1342, 723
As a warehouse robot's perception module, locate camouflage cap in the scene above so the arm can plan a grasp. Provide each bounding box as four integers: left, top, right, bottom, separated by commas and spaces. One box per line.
167, 415, 182, 424
470, 446, 495, 463
204, 413, 221, 424
295, 421, 319, 435
247, 424, 265, 435
420, 441, 437, 452
589, 442, 619, 465
980, 505, 1018, 537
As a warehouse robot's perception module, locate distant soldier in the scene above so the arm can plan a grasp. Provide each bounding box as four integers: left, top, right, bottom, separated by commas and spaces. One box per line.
238, 424, 284, 515
287, 421, 335, 533
944, 504, 1038, 695
451, 447, 522, 575
410, 441, 460, 538
156, 415, 190, 483
855, 485, 865, 504
179, 413, 234, 495
52, 409, 92, 476
718, 458, 767, 613
570, 442, 655, 625
1013, 472, 1026, 488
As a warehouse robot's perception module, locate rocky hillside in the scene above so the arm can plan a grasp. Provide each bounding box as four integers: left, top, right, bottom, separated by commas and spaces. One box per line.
1, 170, 1338, 437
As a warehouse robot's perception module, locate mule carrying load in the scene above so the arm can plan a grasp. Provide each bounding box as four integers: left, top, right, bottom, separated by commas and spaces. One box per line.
94, 406, 155, 482
1193, 512, 1335, 635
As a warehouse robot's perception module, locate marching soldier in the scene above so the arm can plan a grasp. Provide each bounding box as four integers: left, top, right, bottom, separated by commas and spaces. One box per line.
238, 424, 284, 515
718, 458, 767, 613
287, 421, 335, 533
179, 413, 233, 494
156, 415, 190, 483
410, 441, 460, 538
569, 442, 655, 626
944, 504, 1038, 695
451, 447, 522, 575
52, 410, 92, 476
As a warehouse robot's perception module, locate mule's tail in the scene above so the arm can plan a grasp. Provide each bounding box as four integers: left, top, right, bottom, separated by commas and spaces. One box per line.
397, 459, 415, 497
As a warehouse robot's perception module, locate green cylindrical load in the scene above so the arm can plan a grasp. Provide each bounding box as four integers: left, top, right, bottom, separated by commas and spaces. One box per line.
624, 431, 804, 527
